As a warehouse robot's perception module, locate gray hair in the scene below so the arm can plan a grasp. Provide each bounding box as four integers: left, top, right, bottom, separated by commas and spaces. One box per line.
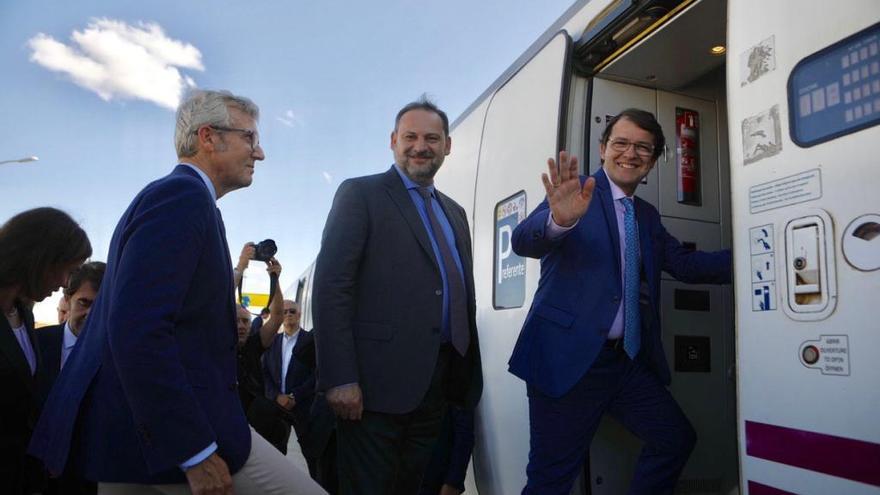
175, 89, 260, 158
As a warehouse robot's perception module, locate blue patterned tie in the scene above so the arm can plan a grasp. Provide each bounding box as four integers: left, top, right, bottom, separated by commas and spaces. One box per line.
622, 198, 641, 359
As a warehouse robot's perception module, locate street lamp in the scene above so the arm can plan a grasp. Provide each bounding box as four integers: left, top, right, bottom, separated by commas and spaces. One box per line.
0, 156, 39, 165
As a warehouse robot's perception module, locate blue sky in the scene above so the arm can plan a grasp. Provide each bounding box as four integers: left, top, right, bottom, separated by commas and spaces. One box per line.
1, 0, 574, 322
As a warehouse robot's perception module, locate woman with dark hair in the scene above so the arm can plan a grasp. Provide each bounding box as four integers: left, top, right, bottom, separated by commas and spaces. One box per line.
0, 207, 91, 494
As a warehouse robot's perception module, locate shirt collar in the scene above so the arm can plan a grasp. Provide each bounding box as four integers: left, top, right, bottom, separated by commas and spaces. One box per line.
283, 328, 301, 340
393, 163, 435, 195
179, 162, 217, 201
605, 173, 632, 202
63, 322, 78, 349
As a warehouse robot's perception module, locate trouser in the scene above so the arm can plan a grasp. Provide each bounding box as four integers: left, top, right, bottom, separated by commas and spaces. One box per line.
523, 345, 696, 495
336, 346, 450, 495
98, 427, 327, 495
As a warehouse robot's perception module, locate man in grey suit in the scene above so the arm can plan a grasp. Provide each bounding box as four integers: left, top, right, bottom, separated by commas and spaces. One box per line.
313, 97, 482, 495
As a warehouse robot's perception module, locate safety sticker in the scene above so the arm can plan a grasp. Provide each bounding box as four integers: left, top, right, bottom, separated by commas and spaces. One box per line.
750, 224, 777, 311
799, 335, 850, 376
749, 168, 822, 213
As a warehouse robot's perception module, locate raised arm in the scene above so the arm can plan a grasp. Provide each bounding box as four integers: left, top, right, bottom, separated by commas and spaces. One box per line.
258, 258, 283, 349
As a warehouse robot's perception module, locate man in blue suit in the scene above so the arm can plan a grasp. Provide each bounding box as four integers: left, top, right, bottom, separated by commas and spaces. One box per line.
29, 90, 324, 495
261, 300, 316, 460
509, 109, 731, 495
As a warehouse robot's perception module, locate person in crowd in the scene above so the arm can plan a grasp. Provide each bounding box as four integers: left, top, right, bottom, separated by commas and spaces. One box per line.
250, 307, 270, 336
262, 301, 315, 461
0, 207, 91, 495
313, 96, 483, 494
28, 89, 325, 495
418, 406, 475, 495
37, 262, 106, 392
235, 257, 290, 451
508, 108, 731, 494
36, 261, 106, 495
56, 297, 69, 324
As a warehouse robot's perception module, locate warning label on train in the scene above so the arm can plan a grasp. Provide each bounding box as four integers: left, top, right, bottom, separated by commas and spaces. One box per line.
749, 168, 822, 213
799, 335, 850, 376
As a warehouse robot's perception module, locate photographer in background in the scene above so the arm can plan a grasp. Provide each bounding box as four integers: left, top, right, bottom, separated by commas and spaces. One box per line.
235, 254, 289, 442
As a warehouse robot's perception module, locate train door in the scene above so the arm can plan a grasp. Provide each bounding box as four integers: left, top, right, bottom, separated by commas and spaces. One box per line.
466, 31, 574, 495
728, 1, 880, 493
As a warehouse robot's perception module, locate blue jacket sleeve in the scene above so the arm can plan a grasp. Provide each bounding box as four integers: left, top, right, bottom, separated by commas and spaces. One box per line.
512, 197, 568, 259
659, 222, 732, 284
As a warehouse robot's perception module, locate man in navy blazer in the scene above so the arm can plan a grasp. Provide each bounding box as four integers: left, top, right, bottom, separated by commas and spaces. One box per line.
509, 109, 731, 494
29, 90, 324, 495
261, 300, 316, 458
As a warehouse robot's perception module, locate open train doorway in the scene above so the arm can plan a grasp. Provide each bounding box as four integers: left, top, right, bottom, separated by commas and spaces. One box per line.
573, 1, 737, 493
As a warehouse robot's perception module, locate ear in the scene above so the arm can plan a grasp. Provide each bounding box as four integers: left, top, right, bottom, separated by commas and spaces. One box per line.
197, 125, 218, 152
599, 141, 607, 163
444, 136, 452, 156
390, 130, 398, 150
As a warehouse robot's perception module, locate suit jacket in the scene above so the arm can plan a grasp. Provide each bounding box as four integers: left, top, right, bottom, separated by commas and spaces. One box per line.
508, 169, 730, 398
29, 165, 249, 484
1, 303, 45, 493
262, 330, 316, 422
313, 166, 482, 414
35, 324, 63, 403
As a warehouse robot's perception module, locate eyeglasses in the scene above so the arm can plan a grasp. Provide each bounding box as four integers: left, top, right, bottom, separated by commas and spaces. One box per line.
206, 125, 260, 152
283, 309, 298, 315
607, 138, 655, 158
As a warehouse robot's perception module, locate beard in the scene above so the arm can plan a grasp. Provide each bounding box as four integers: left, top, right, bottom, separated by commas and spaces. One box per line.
400, 151, 443, 185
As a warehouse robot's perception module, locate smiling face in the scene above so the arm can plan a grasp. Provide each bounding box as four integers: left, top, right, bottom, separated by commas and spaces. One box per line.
600, 117, 658, 196
210, 107, 265, 197
391, 109, 451, 186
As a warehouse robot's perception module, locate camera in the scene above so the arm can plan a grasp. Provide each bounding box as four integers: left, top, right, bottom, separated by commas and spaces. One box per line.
251, 239, 277, 262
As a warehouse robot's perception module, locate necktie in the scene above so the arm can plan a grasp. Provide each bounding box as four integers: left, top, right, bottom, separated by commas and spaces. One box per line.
622, 198, 641, 359
416, 187, 470, 356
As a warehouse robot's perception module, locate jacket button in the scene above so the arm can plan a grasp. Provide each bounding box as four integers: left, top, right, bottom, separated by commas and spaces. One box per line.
435, 289, 442, 296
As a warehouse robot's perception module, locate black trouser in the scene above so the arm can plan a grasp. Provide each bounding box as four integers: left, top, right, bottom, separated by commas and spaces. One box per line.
336, 346, 450, 495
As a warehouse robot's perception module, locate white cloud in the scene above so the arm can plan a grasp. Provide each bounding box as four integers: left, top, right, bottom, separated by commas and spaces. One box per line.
28, 19, 203, 110
276, 109, 301, 127
321, 171, 333, 184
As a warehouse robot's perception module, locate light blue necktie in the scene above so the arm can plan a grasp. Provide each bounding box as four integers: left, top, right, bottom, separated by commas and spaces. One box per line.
622, 197, 641, 359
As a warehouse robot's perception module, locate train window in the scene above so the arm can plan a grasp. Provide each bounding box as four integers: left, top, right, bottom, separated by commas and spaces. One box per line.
493, 191, 527, 310
788, 22, 880, 147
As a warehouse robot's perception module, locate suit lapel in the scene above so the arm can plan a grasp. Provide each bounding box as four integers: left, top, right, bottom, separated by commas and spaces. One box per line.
382, 167, 439, 266
0, 304, 37, 391
594, 170, 622, 274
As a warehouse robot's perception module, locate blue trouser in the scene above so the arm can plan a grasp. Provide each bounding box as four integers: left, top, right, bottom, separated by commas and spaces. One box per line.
523, 346, 696, 495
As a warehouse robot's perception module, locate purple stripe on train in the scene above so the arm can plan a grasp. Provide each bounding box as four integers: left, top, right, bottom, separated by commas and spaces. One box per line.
746, 420, 880, 487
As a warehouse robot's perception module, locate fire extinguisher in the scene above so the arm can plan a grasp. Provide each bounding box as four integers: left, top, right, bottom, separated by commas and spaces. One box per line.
676, 108, 701, 205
